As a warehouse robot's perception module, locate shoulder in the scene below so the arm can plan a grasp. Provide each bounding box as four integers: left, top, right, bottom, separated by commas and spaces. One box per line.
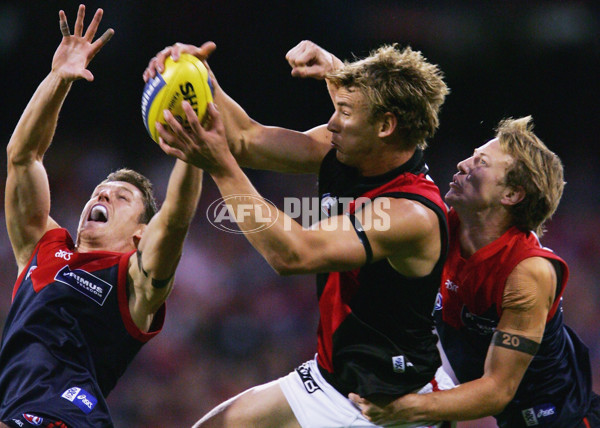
503, 257, 557, 313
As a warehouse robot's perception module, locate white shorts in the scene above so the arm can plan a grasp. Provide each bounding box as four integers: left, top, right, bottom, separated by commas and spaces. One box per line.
278, 356, 456, 428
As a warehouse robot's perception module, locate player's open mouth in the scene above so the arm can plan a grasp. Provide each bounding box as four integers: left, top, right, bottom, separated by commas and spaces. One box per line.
88, 204, 109, 223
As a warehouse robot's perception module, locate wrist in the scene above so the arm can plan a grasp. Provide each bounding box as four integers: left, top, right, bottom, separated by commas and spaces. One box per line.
208, 152, 240, 181
48, 70, 74, 88
330, 53, 343, 71
402, 393, 431, 423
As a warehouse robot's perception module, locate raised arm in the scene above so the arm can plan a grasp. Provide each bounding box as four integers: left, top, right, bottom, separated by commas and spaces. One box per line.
127, 160, 203, 331
143, 42, 332, 174
349, 257, 556, 424
5, 5, 113, 273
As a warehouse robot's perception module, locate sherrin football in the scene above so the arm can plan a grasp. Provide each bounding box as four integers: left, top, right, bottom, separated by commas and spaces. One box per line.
141, 53, 214, 143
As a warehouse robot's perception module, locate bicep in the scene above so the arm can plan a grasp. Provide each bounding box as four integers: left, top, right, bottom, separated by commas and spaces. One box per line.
127, 252, 171, 332
236, 123, 331, 173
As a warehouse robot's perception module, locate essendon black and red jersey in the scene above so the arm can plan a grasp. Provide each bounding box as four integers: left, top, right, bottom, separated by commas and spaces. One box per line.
435, 210, 593, 427
0, 228, 165, 427
315, 148, 449, 398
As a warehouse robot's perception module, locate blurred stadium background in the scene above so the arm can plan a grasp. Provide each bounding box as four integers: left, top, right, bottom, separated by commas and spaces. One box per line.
0, 1, 598, 426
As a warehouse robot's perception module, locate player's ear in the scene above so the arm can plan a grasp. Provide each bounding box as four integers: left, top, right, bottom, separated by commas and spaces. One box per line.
378, 112, 397, 138
501, 186, 525, 206
133, 224, 147, 249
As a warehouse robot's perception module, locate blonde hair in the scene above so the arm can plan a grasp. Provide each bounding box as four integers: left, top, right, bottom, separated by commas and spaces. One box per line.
327, 44, 449, 149
497, 116, 564, 236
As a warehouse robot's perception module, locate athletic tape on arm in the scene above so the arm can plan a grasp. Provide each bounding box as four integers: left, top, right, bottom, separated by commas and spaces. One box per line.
491, 330, 540, 356
346, 213, 373, 265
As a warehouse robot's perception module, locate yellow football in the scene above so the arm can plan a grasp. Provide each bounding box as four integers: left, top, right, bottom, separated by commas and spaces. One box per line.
141, 53, 214, 143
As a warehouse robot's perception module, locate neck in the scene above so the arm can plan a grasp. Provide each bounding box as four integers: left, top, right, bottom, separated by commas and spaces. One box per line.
358, 144, 417, 177
76, 237, 134, 254
454, 208, 513, 258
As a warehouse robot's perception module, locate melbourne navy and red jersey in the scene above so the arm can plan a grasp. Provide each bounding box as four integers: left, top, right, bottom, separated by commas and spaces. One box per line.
435, 209, 594, 427
0, 228, 165, 427
315, 148, 449, 398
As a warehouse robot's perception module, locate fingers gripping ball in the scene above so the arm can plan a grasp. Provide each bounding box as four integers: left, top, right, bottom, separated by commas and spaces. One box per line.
141, 54, 214, 143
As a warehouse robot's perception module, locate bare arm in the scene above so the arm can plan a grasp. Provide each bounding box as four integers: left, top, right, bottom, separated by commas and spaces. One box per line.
5, 5, 113, 273
157, 102, 440, 277
127, 160, 203, 331
349, 257, 556, 424
143, 42, 332, 174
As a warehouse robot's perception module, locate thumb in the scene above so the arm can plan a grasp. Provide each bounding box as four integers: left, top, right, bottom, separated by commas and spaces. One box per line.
196, 41, 217, 59
81, 69, 94, 82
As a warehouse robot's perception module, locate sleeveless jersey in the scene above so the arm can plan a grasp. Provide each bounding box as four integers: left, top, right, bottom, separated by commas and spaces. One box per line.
0, 228, 165, 427
316, 148, 449, 398
435, 210, 593, 427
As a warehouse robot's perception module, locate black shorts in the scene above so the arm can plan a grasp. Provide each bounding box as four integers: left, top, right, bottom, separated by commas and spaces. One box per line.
2, 413, 68, 428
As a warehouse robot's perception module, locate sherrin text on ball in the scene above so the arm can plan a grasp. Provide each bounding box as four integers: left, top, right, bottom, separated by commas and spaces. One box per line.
141, 53, 214, 143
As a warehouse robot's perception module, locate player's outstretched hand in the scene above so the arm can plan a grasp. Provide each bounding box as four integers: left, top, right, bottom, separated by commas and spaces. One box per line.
143, 42, 217, 82
285, 40, 343, 79
157, 101, 233, 176
53, 4, 114, 82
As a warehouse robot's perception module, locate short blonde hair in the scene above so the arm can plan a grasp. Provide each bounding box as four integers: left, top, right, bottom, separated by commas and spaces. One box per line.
497, 116, 564, 237
327, 45, 449, 150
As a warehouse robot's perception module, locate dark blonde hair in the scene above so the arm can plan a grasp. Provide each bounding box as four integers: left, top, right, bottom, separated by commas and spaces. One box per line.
327, 44, 449, 149
101, 168, 158, 224
497, 116, 564, 237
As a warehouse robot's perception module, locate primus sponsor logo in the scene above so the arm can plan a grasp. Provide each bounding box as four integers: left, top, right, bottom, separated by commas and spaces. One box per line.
54, 266, 113, 306
206, 195, 391, 234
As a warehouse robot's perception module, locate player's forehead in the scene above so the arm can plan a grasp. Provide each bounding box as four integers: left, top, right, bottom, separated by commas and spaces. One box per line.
473, 138, 512, 161
335, 86, 367, 107
474, 138, 500, 154
92, 181, 142, 197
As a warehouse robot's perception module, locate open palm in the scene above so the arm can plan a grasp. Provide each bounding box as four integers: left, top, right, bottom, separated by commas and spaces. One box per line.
51, 5, 114, 82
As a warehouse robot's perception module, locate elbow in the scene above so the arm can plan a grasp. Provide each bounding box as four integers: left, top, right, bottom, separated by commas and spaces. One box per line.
269, 258, 302, 277
490, 396, 512, 415
496, 389, 517, 413
6, 140, 36, 167
266, 249, 308, 276
6, 142, 21, 166
485, 383, 517, 415
235, 121, 264, 164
